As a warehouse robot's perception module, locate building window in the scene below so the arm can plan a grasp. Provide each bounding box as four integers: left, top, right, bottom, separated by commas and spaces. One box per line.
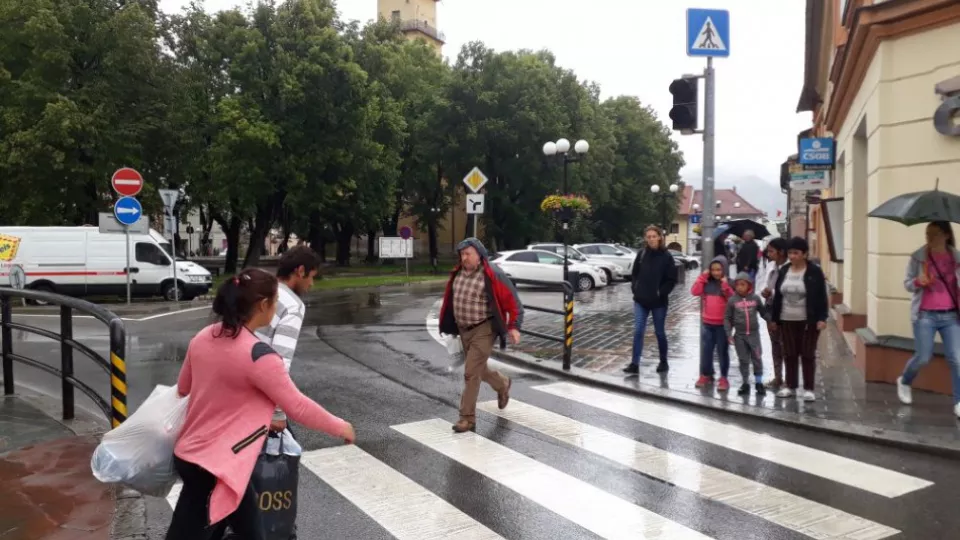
670, 223, 680, 235
820, 197, 844, 263
391, 10, 400, 21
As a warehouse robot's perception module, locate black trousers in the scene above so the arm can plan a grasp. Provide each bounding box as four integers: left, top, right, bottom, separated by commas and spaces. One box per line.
166, 456, 265, 540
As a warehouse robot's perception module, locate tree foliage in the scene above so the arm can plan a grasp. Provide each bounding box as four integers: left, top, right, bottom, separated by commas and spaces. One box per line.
0, 0, 684, 266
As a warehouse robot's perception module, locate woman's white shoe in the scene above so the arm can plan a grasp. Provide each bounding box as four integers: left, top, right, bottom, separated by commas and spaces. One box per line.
896, 376, 913, 405
802, 390, 816, 402
776, 388, 794, 398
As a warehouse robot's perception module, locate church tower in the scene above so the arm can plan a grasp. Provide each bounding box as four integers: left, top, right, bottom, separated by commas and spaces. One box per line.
377, 0, 444, 54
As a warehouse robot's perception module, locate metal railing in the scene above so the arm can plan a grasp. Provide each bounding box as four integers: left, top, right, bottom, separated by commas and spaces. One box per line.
1, 288, 127, 427
517, 280, 576, 371
398, 19, 446, 42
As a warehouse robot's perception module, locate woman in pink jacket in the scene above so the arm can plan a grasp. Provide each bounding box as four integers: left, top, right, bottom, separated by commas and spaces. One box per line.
166, 268, 355, 540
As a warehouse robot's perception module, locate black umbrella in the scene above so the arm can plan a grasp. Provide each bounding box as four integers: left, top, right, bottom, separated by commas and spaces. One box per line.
721, 219, 771, 240
868, 179, 960, 226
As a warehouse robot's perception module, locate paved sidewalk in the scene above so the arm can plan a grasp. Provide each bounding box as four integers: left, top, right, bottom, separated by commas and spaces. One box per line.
0, 391, 116, 540
508, 272, 960, 454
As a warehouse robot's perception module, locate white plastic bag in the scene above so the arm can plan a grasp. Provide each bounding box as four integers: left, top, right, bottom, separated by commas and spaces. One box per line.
264, 428, 302, 457
444, 335, 465, 371
90, 384, 189, 497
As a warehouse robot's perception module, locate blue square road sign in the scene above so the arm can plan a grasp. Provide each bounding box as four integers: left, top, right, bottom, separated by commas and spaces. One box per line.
687, 8, 730, 58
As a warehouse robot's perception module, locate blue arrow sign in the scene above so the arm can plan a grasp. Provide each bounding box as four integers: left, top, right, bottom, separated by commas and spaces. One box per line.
114, 196, 143, 226
687, 8, 730, 58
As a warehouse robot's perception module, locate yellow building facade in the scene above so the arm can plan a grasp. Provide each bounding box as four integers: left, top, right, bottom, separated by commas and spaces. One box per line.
798, 0, 960, 394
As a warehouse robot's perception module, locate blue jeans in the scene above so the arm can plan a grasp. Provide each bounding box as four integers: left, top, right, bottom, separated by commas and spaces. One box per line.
901, 310, 960, 404
630, 303, 668, 366
700, 323, 730, 377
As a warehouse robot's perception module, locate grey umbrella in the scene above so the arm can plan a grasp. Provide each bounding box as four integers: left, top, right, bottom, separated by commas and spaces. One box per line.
868, 178, 960, 226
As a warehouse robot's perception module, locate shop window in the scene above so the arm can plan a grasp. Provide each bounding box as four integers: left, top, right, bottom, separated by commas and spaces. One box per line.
820, 197, 844, 263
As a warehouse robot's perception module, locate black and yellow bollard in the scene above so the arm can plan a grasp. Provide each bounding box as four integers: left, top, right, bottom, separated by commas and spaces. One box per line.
562, 292, 574, 371
109, 319, 128, 428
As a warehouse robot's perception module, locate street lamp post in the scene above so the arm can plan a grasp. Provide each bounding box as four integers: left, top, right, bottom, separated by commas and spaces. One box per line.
543, 138, 589, 286
650, 183, 679, 236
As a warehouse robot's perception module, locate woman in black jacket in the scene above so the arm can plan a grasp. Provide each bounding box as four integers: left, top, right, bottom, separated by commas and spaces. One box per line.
623, 225, 678, 375
768, 237, 829, 402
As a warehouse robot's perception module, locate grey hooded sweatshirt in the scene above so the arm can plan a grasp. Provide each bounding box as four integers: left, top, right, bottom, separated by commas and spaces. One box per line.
724, 271, 768, 337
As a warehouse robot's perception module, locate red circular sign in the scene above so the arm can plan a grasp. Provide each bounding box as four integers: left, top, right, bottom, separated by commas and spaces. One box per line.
111, 167, 144, 197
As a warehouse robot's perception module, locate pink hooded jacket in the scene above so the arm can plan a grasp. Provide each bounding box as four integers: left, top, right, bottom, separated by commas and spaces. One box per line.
175, 323, 349, 525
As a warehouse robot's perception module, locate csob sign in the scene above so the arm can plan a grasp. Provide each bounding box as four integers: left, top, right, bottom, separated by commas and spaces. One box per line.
798, 138, 835, 170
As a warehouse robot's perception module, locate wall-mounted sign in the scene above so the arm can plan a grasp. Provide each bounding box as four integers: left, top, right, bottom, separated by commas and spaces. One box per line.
798, 138, 835, 170
790, 170, 831, 192
934, 75, 960, 137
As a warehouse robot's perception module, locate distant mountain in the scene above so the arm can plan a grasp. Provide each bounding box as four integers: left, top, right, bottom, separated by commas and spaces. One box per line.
681, 170, 787, 218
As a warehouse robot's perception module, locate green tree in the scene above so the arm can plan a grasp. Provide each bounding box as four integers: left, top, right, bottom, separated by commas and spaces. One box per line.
0, 0, 170, 225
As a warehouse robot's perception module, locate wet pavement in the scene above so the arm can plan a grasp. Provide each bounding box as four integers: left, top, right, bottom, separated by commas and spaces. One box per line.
508, 269, 960, 451
5, 282, 960, 538
0, 395, 113, 540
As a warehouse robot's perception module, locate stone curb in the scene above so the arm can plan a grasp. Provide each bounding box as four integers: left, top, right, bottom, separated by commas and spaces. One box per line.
490, 348, 960, 459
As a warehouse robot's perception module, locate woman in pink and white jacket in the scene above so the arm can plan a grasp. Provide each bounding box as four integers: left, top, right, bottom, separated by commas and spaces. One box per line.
166, 268, 355, 540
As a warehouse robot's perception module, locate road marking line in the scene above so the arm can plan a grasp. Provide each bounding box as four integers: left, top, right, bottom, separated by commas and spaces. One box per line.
478, 400, 899, 539
533, 382, 933, 498
392, 418, 714, 539
302, 445, 503, 540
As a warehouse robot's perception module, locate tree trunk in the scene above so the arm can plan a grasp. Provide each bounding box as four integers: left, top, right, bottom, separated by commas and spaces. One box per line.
428, 220, 439, 272
242, 201, 274, 268
365, 229, 377, 264
334, 223, 354, 266
218, 216, 242, 274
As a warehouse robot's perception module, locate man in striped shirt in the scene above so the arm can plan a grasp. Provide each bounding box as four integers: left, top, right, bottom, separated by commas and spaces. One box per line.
255, 245, 322, 433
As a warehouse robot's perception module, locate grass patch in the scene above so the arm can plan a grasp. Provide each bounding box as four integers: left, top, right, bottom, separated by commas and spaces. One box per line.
313, 274, 444, 290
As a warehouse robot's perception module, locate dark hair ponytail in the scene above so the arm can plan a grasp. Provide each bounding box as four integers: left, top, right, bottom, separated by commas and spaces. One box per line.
212, 268, 278, 338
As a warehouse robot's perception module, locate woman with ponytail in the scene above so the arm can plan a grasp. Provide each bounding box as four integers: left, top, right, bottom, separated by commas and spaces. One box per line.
166, 268, 355, 539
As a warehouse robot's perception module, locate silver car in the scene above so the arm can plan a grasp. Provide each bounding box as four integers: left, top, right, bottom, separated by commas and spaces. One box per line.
572, 243, 635, 280
526, 244, 627, 283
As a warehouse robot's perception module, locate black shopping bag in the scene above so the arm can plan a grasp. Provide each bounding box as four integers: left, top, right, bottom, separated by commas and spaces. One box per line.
250, 433, 300, 540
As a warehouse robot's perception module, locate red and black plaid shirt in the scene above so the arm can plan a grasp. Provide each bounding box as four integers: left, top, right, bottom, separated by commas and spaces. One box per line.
452, 268, 490, 327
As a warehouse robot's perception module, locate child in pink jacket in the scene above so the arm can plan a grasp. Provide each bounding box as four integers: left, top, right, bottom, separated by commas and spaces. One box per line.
691, 256, 734, 390
166, 269, 355, 540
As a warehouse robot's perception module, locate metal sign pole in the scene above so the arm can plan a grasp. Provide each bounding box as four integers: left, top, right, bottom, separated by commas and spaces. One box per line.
125, 226, 131, 305
700, 56, 717, 268
171, 232, 179, 302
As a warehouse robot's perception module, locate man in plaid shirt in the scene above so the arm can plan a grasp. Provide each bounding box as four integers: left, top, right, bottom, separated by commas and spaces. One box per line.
439, 238, 524, 433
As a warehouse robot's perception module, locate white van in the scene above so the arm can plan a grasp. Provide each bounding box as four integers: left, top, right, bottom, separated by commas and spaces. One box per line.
0, 226, 213, 302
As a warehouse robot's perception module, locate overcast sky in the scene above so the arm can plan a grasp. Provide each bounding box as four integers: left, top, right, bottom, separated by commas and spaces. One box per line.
159, 0, 811, 191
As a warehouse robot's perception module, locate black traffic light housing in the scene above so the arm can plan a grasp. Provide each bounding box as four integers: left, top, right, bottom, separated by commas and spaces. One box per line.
669, 77, 699, 133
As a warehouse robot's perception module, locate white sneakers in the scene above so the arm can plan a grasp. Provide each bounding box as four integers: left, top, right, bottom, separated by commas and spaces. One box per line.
897, 376, 960, 419
896, 376, 913, 405
774, 388, 816, 401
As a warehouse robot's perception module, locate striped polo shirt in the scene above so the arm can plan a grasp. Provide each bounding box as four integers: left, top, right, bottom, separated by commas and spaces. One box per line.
255, 282, 305, 373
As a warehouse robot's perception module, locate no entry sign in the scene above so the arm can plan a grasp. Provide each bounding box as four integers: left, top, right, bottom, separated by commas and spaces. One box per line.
111, 168, 144, 197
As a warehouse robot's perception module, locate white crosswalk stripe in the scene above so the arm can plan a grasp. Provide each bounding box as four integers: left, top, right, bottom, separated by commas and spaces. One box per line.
162, 381, 929, 539
477, 399, 899, 540
300, 445, 503, 539
392, 418, 714, 540
533, 382, 933, 498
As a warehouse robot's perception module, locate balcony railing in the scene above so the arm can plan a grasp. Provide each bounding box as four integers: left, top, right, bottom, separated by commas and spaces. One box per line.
398, 19, 446, 43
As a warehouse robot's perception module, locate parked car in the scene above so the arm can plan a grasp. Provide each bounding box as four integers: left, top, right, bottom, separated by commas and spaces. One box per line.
526, 243, 626, 283
669, 249, 699, 269
489, 250, 607, 291
571, 243, 635, 280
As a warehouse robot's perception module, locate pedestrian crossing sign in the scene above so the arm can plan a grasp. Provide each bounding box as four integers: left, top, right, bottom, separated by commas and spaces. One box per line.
687, 8, 730, 58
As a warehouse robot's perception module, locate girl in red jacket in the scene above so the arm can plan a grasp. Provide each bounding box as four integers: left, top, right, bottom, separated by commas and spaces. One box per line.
691, 256, 735, 390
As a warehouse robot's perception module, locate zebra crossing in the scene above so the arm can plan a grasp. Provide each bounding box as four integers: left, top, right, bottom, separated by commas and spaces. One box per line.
165, 382, 934, 539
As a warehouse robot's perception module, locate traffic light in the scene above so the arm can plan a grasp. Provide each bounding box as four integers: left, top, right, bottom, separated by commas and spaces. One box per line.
669, 77, 699, 133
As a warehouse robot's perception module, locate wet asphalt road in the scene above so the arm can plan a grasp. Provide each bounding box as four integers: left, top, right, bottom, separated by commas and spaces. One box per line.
5, 283, 960, 539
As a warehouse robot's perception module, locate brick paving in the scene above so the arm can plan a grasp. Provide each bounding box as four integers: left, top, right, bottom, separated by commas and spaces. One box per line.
513, 270, 960, 447
0, 396, 114, 540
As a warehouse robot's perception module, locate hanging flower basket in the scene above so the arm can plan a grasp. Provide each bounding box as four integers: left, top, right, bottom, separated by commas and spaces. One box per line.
692, 224, 702, 235
540, 194, 592, 222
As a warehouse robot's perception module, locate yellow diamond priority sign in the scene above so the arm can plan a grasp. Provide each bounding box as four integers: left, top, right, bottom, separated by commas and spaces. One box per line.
462, 167, 488, 194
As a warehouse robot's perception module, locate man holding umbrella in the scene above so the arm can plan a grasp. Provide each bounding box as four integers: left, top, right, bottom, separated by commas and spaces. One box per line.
736, 229, 761, 281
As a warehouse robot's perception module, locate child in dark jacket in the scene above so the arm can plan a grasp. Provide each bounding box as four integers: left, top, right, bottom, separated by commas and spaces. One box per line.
724, 272, 769, 396
691, 256, 734, 390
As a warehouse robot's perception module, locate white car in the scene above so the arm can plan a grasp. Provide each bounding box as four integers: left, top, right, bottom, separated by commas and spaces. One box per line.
489, 250, 608, 291
572, 243, 635, 280
526, 243, 626, 283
